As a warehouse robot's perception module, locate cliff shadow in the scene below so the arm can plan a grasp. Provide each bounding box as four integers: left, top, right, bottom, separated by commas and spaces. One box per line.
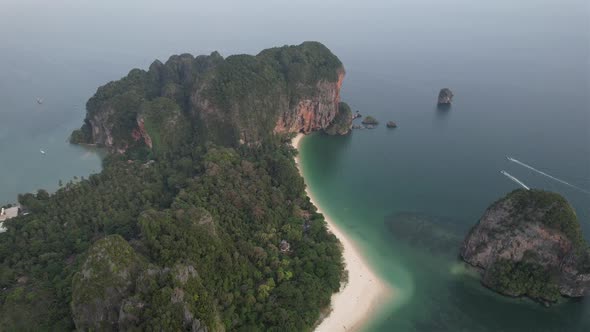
304, 132, 353, 179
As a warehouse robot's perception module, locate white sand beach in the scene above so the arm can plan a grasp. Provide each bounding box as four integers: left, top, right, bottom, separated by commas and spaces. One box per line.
291, 133, 392, 332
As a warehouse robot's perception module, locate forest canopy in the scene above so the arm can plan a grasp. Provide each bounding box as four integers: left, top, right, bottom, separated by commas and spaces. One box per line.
0, 42, 345, 331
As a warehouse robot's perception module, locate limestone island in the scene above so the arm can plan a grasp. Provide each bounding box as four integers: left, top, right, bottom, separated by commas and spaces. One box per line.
438, 88, 454, 105
386, 121, 397, 128
461, 189, 590, 305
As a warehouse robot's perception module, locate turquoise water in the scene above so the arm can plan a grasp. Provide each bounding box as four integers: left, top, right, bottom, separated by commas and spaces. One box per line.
300, 127, 590, 330
298, 44, 590, 330
295, 2, 589, 328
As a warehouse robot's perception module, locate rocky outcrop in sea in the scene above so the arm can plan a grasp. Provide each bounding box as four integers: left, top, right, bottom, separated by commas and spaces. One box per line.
437, 88, 453, 105
460, 189, 590, 304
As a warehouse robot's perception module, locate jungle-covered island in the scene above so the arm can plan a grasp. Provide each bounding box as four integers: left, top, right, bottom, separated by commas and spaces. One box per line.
461, 189, 590, 305
0, 42, 351, 331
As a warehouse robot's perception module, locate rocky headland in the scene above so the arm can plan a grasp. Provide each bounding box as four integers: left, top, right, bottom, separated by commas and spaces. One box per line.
70, 42, 352, 153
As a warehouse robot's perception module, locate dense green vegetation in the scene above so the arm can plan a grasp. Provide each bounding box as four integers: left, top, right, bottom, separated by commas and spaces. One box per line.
2, 42, 346, 331
140, 97, 192, 155
486, 258, 561, 303
0, 138, 343, 331
69, 125, 92, 144
324, 102, 352, 135
505, 189, 584, 250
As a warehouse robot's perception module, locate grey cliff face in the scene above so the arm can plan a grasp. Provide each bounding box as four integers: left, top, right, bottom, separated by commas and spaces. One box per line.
88, 106, 116, 148
559, 252, 590, 297
461, 198, 573, 270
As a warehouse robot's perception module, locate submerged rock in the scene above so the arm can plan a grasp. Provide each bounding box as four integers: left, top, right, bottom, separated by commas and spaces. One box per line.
386, 212, 463, 256
438, 88, 454, 105
460, 189, 590, 304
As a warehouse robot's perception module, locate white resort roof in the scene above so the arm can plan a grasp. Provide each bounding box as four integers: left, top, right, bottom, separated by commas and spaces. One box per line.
0, 206, 19, 222
0, 206, 19, 233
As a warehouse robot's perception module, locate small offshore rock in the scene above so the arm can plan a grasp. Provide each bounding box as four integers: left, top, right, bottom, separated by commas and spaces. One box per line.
361, 116, 378, 125
438, 88, 454, 105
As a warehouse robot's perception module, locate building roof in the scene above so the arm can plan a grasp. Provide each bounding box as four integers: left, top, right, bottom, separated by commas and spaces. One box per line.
0, 206, 19, 222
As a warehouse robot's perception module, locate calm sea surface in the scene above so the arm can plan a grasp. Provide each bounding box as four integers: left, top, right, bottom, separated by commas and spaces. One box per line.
1, 0, 589, 330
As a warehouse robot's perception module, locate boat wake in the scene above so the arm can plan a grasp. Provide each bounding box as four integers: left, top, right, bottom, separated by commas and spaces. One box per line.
500, 170, 530, 190
507, 156, 590, 194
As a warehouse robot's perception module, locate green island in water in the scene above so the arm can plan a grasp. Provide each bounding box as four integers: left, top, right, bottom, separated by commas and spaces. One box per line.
0, 42, 354, 331
0, 40, 588, 332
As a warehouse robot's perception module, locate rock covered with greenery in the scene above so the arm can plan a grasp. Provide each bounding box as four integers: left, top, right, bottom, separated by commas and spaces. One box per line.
71, 41, 348, 152
0, 43, 346, 331
324, 102, 352, 135
460, 189, 590, 304
361, 116, 378, 125
71, 234, 145, 330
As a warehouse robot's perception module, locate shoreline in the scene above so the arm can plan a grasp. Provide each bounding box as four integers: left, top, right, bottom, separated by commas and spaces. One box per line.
291, 133, 393, 332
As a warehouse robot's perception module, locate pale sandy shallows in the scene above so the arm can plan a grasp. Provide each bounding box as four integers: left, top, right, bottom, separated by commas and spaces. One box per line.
291, 134, 393, 332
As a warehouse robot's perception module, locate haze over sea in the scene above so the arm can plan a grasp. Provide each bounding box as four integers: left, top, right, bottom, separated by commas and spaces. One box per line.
1, 0, 588, 330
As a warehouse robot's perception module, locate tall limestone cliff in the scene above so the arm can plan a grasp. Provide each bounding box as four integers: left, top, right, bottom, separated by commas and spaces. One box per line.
71, 42, 350, 152
461, 189, 590, 304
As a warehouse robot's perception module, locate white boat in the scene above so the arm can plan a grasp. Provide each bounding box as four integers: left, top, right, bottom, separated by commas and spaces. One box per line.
40, 149, 46, 155
36, 98, 43, 104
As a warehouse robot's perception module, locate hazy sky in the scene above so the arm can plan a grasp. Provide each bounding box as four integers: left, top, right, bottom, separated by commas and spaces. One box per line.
0, 0, 587, 114
1, 0, 588, 72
